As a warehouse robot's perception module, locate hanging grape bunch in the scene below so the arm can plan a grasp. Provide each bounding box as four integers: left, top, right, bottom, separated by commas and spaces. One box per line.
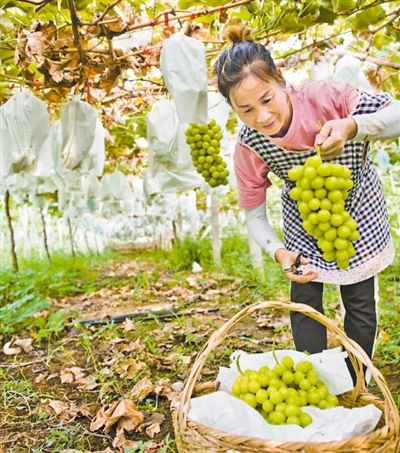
185, 119, 230, 188
231, 355, 339, 427
287, 154, 360, 269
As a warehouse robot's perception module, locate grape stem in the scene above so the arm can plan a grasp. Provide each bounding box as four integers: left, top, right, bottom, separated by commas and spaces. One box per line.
235, 354, 244, 375
272, 335, 279, 366
316, 120, 322, 156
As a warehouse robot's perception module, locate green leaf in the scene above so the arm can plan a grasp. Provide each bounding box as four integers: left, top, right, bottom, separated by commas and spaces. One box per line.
178, 0, 197, 9
231, 7, 253, 21
351, 5, 386, 32
316, 6, 338, 24
331, 0, 356, 13
280, 12, 308, 32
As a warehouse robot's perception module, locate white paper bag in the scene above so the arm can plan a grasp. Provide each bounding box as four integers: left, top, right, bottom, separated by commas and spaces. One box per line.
160, 31, 208, 124
0, 89, 51, 177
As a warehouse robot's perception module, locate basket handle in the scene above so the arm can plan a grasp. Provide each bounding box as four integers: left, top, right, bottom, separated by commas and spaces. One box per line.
177, 300, 397, 429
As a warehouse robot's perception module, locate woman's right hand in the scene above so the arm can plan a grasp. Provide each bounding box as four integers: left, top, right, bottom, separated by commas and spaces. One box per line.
274, 249, 319, 284
315, 117, 357, 160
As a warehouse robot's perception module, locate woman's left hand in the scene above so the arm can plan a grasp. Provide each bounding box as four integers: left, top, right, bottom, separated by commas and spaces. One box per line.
275, 249, 319, 284
315, 117, 357, 160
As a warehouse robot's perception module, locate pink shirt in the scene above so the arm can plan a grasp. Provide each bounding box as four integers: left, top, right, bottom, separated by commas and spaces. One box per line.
234, 80, 360, 209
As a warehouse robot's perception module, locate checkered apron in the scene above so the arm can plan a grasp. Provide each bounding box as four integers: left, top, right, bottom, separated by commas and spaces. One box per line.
238, 91, 392, 271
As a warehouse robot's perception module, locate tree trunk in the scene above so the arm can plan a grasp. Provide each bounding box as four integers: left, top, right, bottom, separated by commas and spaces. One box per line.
4, 190, 19, 273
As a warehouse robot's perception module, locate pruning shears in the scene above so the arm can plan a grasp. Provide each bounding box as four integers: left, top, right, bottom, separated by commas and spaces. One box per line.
283, 253, 303, 275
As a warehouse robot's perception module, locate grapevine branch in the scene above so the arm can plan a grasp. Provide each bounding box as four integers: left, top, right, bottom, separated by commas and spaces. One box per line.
67, 0, 87, 65
125, 0, 255, 33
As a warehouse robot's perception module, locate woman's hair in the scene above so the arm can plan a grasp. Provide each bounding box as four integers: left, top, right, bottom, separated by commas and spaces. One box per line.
213, 25, 285, 104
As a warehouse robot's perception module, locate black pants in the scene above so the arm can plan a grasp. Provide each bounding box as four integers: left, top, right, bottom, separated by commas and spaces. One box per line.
290, 276, 377, 383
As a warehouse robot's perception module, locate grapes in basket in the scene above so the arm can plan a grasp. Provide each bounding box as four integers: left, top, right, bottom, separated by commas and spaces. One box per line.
185, 119, 230, 188
231, 355, 339, 427
287, 155, 360, 269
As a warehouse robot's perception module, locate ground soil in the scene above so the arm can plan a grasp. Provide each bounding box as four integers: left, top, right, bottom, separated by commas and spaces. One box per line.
1, 255, 399, 453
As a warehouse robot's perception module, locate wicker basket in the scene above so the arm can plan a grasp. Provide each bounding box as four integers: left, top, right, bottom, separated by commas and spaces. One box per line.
172, 300, 400, 453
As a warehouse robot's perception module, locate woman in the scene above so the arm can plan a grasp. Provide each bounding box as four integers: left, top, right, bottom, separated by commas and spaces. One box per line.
213, 26, 400, 382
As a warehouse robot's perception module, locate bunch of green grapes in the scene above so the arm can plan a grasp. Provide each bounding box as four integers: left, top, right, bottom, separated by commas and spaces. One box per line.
231, 355, 339, 427
288, 155, 360, 269
185, 119, 229, 188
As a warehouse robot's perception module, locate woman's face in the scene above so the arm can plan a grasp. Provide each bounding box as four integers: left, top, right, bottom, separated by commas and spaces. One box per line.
230, 74, 292, 138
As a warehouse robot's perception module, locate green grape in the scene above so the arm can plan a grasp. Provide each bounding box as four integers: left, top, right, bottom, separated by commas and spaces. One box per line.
185, 119, 228, 188
303, 166, 317, 179
295, 361, 313, 374
273, 363, 286, 376
288, 156, 358, 269
281, 370, 294, 385
307, 370, 319, 386
317, 209, 331, 223
334, 237, 349, 250
327, 189, 343, 203
275, 402, 288, 413
318, 238, 334, 253
248, 380, 261, 394
299, 411, 313, 427
298, 378, 312, 391
308, 198, 321, 211
323, 250, 336, 262
270, 410, 286, 425
310, 176, 325, 190
308, 212, 319, 225
314, 187, 327, 199
324, 227, 337, 242
316, 162, 331, 177
330, 213, 344, 227
243, 392, 258, 408
331, 163, 345, 177
281, 355, 294, 369
319, 198, 332, 210
261, 398, 273, 412
255, 388, 269, 404
305, 154, 323, 168
288, 165, 304, 181
325, 393, 339, 407
325, 176, 339, 191
286, 415, 301, 425
290, 187, 303, 201
232, 355, 338, 428
337, 259, 350, 269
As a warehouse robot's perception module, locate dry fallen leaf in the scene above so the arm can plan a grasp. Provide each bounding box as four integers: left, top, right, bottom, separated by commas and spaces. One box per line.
128, 377, 154, 401
60, 367, 86, 384
48, 399, 70, 415
91, 399, 144, 433
3, 341, 22, 355
123, 317, 135, 331
112, 427, 139, 450
118, 358, 144, 379
39, 399, 93, 423
146, 422, 161, 438
121, 338, 145, 353
137, 412, 165, 434
105, 399, 144, 433
13, 338, 34, 353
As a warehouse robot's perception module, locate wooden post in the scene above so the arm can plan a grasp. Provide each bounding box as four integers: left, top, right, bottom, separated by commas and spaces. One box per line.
4, 190, 19, 273
40, 207, 52, 263
67, 215, 76, 258
211, 192, 221, 265
247, 231, 264, 278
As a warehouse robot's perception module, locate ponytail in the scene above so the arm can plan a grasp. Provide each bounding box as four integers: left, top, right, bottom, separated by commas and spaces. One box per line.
213, 26, 284, 104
